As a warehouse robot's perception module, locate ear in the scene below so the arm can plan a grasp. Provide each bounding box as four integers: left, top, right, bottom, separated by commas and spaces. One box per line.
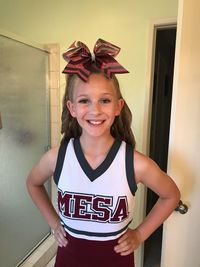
115, 98, 124, 116
66, 100, 76, 117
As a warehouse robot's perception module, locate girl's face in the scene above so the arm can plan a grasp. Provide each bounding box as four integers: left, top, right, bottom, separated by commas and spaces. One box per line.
67, 74, 124, 139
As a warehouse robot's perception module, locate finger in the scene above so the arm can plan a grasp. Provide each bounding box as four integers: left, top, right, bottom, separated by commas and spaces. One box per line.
58, 233, 68, 246
56, 235, 68, 247
118, 233, 128, 244
115, 241, 134, 255
59, 225, 66, 237
54, 227, 68, 247
119, 241, 139, 255
120, 249, 134, 256
114, 240, 130, 253
55, 225, 66, 239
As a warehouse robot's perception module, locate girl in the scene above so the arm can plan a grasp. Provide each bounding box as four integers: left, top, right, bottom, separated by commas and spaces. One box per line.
26, 39, 180, 267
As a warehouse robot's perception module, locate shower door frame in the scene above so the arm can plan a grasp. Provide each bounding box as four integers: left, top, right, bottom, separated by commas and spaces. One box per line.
0, 28, 60, 266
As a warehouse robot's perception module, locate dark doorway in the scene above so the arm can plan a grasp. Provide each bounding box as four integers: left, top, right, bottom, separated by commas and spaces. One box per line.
143, 27, 177, 267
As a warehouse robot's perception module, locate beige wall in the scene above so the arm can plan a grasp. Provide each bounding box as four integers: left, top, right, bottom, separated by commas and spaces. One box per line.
0, 0, 178, 150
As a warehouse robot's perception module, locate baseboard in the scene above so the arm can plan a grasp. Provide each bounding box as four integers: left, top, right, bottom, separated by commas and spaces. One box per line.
20, 235, 57, 267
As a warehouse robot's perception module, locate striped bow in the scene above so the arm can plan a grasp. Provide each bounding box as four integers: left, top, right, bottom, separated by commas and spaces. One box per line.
62, 39, 129, 82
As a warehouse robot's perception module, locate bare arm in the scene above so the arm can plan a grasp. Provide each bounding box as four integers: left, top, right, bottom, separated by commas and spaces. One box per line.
26, 147, 67, 247
134, 151, 180, 242
115, 150, 180, 255
26, 147, 59, 229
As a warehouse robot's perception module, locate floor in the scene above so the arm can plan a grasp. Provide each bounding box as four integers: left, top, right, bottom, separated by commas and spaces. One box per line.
45, 256, 56, 267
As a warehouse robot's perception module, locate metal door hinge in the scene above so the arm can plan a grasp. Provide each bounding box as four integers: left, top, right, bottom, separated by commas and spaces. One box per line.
0, 112, 2, 129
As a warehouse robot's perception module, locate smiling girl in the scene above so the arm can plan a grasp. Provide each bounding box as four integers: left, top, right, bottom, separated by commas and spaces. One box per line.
26, 39, 180, 267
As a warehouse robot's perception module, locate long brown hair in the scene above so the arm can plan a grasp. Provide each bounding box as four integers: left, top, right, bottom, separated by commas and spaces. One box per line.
61, 67, 136, 148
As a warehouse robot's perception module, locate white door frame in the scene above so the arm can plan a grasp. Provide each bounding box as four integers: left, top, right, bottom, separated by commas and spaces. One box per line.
142, 18, 177, 155
138, 18, 177, 267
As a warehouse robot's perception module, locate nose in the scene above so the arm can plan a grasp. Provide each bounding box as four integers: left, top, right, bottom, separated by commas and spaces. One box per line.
89, 102, 101, 114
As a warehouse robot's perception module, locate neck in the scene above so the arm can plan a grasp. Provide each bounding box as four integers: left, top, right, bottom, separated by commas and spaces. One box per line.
79, 134, 114, 156
78, 134, 115, 169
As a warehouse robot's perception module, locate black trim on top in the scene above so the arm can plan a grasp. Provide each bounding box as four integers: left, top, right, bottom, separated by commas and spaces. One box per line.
73, 138, 122, 182
53, 140, 69, 185
125, 144, 138, 195
61, 219, 132, 237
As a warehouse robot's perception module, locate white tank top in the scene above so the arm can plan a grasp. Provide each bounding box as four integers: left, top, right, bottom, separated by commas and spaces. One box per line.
54, 138, 137, 241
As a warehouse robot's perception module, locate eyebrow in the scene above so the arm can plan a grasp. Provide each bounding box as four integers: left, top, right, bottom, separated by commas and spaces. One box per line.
76, 94, 88, 98
76, 93, 113, 98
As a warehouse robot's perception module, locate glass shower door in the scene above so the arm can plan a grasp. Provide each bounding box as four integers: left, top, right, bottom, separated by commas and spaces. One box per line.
0, 35, 51, 267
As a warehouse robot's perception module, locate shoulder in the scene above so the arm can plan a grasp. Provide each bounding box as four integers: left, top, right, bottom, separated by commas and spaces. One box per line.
133, 149, 180, 199
34, 146, 59, 176
41, 146, 60, 171
133, 150, 164, 184
27, 145, 60, 185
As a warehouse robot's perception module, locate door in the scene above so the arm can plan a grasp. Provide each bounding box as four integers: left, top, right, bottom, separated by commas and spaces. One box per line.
144, 27, 176, 267
0, 34, 51, 267
161, 0, 200, 266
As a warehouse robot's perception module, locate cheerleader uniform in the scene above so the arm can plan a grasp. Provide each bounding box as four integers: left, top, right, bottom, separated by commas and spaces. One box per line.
53, 138, 137, 267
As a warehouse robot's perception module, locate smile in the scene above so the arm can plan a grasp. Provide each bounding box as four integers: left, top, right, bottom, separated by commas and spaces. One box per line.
87, 120, 105, 125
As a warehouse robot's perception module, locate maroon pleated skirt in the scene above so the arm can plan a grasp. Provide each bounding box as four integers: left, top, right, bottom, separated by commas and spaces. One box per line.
54, 232, 135, 267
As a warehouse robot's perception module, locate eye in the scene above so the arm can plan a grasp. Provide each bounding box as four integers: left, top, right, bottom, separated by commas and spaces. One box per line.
78, 98, 89, 104
100, 98, 111, 104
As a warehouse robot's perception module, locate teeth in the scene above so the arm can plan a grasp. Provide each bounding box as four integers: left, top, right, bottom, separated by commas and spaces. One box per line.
88, 120, 103, 125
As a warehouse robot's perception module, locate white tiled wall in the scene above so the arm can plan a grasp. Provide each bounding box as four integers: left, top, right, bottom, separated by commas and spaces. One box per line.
47, 43, 61, 148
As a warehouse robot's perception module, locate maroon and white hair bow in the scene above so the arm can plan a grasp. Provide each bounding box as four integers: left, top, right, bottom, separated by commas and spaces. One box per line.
62, 38, 129, 82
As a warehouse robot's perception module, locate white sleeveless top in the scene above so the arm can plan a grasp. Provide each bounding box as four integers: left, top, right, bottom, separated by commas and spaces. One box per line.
54, 138, 137, 241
